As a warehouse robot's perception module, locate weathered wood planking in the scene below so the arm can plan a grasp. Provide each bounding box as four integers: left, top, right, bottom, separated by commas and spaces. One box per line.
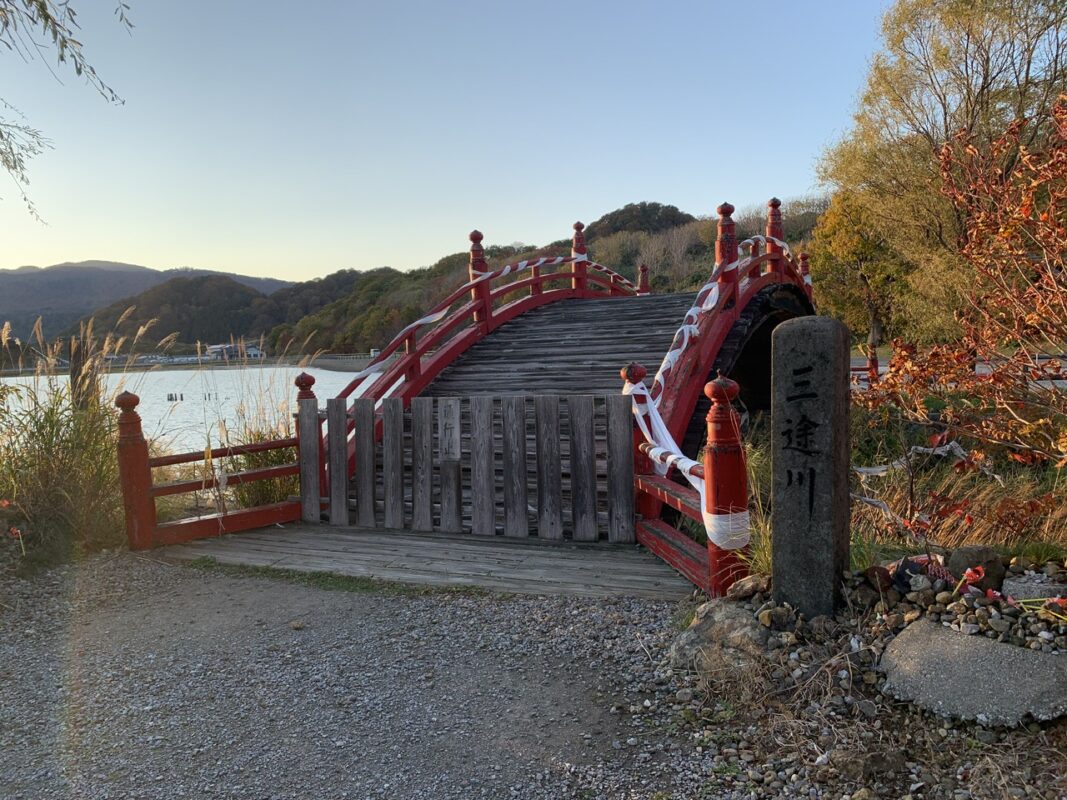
353, 399, 376, 528
410, 397, 434, 531
163, 526, 692, 600
437, 397, 462, 532
469, 396, 495, 536
327, 398, 349, 526
568, 395, 597, 541
297, 397, 321, 523
606, 393, 635, 543
501, 396, 528, 537
534, 395, 563, 539
381, 398, 404, 529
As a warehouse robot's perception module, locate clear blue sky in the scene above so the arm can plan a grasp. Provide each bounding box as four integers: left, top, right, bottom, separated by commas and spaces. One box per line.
2, 0, 889, 280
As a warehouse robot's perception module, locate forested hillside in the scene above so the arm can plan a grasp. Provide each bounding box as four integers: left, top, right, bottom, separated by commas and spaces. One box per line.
64, 199, 823, 354
74, 269, 368, 347
0, 261, 290, 339
279, 199, 823, 354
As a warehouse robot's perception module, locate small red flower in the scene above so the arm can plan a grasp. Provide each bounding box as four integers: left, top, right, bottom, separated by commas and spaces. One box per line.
985, 588, 1003, 600
963, 566, 986, 584
0, 499, 10, 509
8, 526, 21, 539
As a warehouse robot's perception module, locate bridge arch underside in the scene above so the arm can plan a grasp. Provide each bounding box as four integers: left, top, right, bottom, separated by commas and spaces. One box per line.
679, 283, 816, 462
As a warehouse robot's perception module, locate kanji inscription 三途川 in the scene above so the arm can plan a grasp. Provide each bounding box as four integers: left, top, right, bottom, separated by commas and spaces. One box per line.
771, 317, 851, 618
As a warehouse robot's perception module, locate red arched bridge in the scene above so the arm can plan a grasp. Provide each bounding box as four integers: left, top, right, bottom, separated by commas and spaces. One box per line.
116, 199, 815, 596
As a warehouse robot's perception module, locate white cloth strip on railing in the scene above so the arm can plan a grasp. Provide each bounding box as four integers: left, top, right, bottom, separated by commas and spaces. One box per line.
624, 380, 749, 549
647, 235, 794, 404
852, 441, 1003, 485
469, 255, 637, 289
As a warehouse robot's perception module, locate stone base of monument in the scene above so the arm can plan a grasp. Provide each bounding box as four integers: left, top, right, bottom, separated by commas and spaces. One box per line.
671, 557, 1067, 729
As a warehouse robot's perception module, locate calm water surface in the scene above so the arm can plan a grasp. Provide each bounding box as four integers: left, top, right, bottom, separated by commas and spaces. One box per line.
1, 366, 357, 453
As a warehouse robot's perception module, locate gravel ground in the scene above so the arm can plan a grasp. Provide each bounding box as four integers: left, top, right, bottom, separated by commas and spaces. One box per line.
5, 552, 1065, 800
0, 552, 726, 800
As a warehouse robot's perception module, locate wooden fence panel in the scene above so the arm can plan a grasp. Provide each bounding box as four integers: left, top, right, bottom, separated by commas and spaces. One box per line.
353, 399, 376, 528
568, 395, 597, 541
469, 396, 495, 536
501, 396, 528, 537
410, 397, 434, 531
438, 397, 462, 532
382, 397, 404, 529
327, 398, 349, 526
314, 393, 635, 542
606, 393, 635, 543
535, 395, 563, 539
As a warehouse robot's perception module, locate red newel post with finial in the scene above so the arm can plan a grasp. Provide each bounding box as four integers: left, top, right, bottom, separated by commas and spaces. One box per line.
116, 391, 157, 550
766, 197, 784, 278
571, 222, 588, 297
715, 203, 738, 293
620, 363, 655, 509
637, 264, 650, 295
703, 375, 749, 596
468, 230, 492, 334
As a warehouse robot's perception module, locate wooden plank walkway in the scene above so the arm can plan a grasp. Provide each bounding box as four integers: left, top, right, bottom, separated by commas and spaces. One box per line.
162, 525, 692, 600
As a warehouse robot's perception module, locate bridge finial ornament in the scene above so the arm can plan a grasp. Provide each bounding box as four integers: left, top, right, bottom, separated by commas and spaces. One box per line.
571, 221, 587, 256
715, 202, 738, 272
766, 197, 783, 240
469, 230, 487, 275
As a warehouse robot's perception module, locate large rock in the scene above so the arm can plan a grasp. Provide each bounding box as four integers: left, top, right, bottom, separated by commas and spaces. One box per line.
880, 619, 1067, 726
946, 545, 1005, 591
669, 598, 770, 671
1002, 574, 1067, 600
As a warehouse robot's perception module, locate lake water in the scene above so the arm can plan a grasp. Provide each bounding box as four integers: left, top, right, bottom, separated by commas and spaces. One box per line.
1, 366, 358, 454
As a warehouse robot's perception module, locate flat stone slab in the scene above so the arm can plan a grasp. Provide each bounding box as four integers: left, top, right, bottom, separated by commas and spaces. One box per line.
881, 619, 1067, 727
1003, 574, 1067, 600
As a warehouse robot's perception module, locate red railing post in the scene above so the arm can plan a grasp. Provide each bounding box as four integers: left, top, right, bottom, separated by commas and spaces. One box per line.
637, 264, 650, 295
798, 252, 813, 299
766, 197, 784, 278
621, 362, 660, 521
571, 221, 588, 296
468, 230, 492, 334
703, 375, 748, 596
715, 202, 739, 295
531, 262, 542, 296
116, 391, 157, 550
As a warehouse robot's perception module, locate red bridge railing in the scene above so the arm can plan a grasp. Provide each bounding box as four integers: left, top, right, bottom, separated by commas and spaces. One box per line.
334, 220, 638, 413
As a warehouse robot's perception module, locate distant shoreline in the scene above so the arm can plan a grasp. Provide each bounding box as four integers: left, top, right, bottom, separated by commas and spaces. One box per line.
0, 355, 381, 378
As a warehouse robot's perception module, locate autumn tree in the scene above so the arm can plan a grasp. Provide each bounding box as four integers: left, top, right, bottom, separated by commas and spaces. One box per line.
0, 1, 131, 215
867, 96, 1067, 464
808, 192, 911, 351
821, 0, 1067, 341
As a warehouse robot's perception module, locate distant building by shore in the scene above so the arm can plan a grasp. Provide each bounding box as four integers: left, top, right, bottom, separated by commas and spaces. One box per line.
205, 344, 265, 361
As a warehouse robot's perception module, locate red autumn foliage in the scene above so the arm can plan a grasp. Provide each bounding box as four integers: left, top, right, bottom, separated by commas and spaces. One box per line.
862, 95, 1067, 466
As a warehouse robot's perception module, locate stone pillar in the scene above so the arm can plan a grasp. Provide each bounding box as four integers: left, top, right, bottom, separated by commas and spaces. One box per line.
771, 317, 850, 617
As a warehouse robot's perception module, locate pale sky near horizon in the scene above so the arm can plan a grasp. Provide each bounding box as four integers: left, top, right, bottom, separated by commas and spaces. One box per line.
2, 1, 891, 280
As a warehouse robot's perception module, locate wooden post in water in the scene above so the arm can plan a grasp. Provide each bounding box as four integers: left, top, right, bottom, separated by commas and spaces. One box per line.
115, 391, 157, 550
295, 372, 321, 524
771, 317, 850, 617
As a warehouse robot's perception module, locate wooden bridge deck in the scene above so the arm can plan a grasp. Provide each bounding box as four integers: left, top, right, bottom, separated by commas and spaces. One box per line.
162, 526, 693, 600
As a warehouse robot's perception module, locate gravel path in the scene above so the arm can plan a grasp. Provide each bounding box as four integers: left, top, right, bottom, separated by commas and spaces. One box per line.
0, 553, 727, 800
